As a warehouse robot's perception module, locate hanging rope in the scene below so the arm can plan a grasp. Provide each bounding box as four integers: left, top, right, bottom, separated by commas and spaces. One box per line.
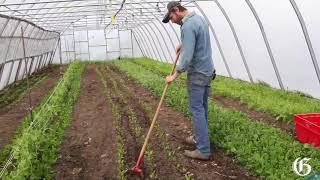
21, 26, 34, 123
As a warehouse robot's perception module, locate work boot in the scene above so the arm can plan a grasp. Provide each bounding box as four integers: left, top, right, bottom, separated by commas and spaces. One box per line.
185, 135, 196, 145
184, 149, 210, 160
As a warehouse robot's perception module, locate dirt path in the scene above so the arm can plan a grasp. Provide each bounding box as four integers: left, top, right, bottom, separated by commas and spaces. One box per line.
213, 96, 294, 134
55, 65, 118, 179
107, 64, 256, 180
0, 65, 63, 149
131, 61, 294, 135
99, 64, 182, 179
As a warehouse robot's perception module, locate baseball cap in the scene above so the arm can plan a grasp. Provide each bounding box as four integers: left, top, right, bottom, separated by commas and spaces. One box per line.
162, 1, 181, 23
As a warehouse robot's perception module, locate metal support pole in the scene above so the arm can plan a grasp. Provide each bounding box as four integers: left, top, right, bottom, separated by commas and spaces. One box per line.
145, 23, 169, 63
139, 26, 162, 60
14, 59, 23, 82
118, 25, 121, 59
72, 25, 76, 60
0, 63, 5, 84
214, 0, 253, 82
245, 0, 284, 89
49, 38, 60, 64
45, 52, 51, 67
168, 22, 181, 43
39, 53, 46, 69
135, 27, 156, 59
132, 31, 146, 57
130, 29, 134, 57
193, 1, 232, 78
104, 27, 109, 60
150, 21, 174, 62
36, 56, 41, 71
141, 0, 181, 44
289, 0, 320, 86
64, 36, 70, 63
3, 21, 22, 84
35, 55, 42, 72
39, 54, 46, 69
33, 57, 39, 72
42, 52, 50, 68
0, 19, 9, 36
59, 36, 63, 64
140, 23, 163, 61
28, 57, 35, 75
21, 26, 33, 120
25, 58, 33, 77
155, 18, 176, 56
133, 30, 150, 57
128, 1, 178, 60
86, 17, 90, 61
5, 62, 14, 86
38, 54, 45, 69
132, 29, 150, 57
136, 27, 157, 59
31, 30, 46, 61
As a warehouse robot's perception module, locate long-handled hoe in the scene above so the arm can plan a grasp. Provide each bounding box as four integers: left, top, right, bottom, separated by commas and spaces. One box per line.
130, 52, 180, 178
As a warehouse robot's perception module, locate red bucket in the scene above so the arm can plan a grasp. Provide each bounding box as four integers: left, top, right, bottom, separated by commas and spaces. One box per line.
294, 113, 320, 147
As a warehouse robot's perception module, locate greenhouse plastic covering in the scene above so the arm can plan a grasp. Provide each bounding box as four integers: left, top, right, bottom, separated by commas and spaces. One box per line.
0, 0, 319, 98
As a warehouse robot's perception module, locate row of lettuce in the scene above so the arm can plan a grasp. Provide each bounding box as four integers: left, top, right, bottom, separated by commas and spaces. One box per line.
0, 62, 85, 179
129, 58, 320, 123
0, 68, 47, 110
114, 59, 320, 179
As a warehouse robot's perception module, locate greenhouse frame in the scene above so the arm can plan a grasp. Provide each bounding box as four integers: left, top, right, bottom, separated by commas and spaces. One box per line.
0, 0, 319, 179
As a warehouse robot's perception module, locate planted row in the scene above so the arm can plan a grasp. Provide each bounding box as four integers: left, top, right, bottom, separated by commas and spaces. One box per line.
107, 64, 192, 178
0, 68, 47, 110
100, 64, 159, 178
97, 67, 127, 179
130, 58, 320, 123
0, 62, 85, 179
114, 60, 320, 179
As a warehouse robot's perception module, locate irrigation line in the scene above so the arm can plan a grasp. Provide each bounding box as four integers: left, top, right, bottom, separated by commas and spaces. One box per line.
28, 78, 63, 129
0, 153, 14, 177
0, 78, 64, 177
21, 26, 34, 121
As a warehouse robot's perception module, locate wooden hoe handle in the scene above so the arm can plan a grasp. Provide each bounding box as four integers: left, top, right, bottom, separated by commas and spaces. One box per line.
131, 52, 181, 177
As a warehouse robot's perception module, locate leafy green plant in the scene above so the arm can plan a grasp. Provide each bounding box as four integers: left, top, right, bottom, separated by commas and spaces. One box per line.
97, 66, 129, 180
130, 58, 320, 123
114, 59, 320, 179
0, 68, 48, 110
98, 64, 160, 179
0, 62, 85, 179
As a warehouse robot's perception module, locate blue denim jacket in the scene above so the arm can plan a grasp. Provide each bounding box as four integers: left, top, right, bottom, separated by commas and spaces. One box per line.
176, 12, 215, 77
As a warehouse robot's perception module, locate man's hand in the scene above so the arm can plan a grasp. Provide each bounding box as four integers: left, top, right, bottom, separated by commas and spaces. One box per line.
165, 71, 180, 84
166, 75, 176, 83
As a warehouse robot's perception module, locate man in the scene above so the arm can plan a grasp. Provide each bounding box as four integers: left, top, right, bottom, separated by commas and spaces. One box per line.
162, 1, 215, 160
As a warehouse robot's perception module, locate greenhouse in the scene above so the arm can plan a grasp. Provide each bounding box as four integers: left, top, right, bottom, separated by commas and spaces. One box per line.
0, 0, 319, 179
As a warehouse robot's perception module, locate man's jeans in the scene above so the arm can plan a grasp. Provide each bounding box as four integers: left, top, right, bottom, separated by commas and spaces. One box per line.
187, 73, 212, 156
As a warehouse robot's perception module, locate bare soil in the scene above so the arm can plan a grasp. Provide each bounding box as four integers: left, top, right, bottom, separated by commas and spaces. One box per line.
213, 96, 294, 135
131, 61, 294, 135
55, 65, 118, 179
54, 63, 258, 179
107, 64, 256, 180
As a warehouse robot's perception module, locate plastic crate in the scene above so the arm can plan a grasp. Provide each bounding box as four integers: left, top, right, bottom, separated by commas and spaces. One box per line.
294, 113, 320, 147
